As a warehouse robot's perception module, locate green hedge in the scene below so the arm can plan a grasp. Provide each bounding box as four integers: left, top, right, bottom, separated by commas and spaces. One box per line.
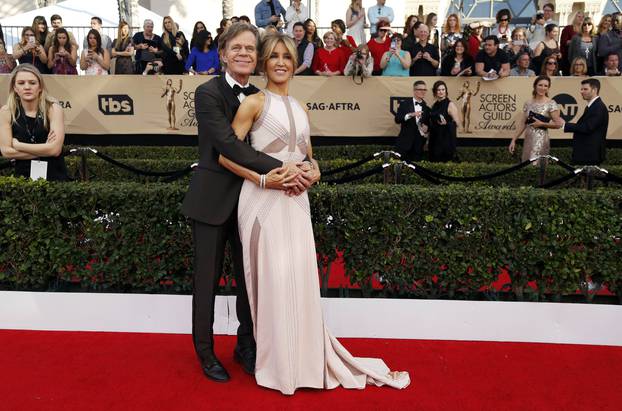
0, 178, 620, 302
64, 145, 622, 165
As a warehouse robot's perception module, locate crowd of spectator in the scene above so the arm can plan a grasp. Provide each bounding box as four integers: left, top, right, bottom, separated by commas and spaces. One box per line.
0, 2, 621, 78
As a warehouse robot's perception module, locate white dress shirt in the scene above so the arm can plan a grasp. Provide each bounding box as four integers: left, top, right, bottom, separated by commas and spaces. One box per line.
368, 5, 394, 35
225, 71, 251, 102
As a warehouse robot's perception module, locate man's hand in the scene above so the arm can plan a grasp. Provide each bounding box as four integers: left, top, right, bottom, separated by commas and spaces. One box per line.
265, 166, 299, 190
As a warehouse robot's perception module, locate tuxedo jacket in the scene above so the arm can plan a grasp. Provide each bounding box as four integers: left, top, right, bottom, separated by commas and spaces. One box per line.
564, 97, 609, 165
394, 98, 430, 153
182, 75, 282, 225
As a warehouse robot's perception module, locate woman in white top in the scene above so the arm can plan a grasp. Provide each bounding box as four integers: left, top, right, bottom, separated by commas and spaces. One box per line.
285, 0, 309, 36
346, 0, 366, 46
80, 29, 110, 75
491, 9, 514, 49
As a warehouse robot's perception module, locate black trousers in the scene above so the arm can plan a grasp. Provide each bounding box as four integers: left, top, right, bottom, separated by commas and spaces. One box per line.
398, 136, 426, 162
191, 213, 254, 363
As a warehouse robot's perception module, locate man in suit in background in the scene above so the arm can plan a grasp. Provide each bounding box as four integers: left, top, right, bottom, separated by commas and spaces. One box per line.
395, 80, 430, 161
181, 23, 315, 383
563, 78, 609, 165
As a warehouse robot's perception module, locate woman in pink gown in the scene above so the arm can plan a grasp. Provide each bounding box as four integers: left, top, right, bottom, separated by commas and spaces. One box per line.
219, 33, 410, 395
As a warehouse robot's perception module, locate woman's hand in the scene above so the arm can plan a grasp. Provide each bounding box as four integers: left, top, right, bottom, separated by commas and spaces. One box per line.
531, 119, 547, 128
508, 140, 516, 154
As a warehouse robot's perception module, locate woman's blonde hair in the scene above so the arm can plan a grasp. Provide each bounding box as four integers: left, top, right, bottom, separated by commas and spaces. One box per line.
597, 14, 612, 35
323, 30, 336, 42
582, 17, 596, 35
570, 10, 584, 31
259, 33, 298, 73
570, 56, 588, 76
162, 16, 178, 48
6, 64, 55, 129
115, 20, 131, 50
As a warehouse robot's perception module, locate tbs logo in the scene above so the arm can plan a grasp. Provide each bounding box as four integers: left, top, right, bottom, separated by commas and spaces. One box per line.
98, 95, 134, 115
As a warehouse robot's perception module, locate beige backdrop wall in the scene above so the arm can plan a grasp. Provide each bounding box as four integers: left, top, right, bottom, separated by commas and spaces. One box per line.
0, 75, 620, 139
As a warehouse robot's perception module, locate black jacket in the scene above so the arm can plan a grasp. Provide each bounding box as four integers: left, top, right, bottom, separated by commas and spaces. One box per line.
564, 97, 609, 165
394, 98, 430, 158
182, 75, 282, 225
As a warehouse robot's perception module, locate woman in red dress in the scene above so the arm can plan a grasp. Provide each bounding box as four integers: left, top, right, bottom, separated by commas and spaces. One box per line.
366, 20, 391, 75
312, 31, 347, 76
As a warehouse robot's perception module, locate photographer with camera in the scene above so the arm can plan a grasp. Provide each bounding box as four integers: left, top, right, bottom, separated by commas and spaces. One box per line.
344, 44, 373, 78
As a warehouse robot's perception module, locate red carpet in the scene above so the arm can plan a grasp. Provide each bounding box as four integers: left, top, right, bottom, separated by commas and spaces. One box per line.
1, 330, 621, 411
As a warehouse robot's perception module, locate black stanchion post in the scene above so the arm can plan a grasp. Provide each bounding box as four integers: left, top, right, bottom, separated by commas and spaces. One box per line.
394, 162, 402, 184
79, 151, 89, 182
538, 158, 546, 186
383, 151, 390, 184
586, 167, 594, 190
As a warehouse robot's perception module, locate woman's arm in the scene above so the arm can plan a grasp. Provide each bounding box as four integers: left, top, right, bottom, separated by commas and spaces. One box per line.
69, 46, 78, 66
100, 49, 111, 70
12, 44, 25, 60
509, 111, 527, 153
399, 51, 411, 69
12, 104, 65, 157
0, 107, 37, 160
36, 45, 48, 64
532, 109, 563, 129
379, 51, 390, 69
47, 48, 55, 69
346, 8, 355, 28
79, 50, 88, 70
448, 101, 461, 126
533, 42, 544, 57
218, 95, 264, 185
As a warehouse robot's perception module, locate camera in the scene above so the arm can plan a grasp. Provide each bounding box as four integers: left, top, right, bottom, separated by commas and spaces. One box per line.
536, 12, 544, 20
355, 50, 363, 59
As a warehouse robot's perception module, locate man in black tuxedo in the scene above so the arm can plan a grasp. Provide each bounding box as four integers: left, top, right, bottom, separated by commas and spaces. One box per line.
394, 80, 430, 161
563, 78, 609, 165
181, 23, 313, 382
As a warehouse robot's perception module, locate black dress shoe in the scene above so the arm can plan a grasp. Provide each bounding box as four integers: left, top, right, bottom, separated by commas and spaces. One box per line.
202, 357, 230, 382
234, 346, 256, 375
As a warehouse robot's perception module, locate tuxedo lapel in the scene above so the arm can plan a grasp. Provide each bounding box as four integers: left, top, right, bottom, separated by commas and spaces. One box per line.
217, 75, 241, 113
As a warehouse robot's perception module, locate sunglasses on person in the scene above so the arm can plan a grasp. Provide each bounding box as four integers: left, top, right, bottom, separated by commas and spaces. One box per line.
546, 60, 557, 65
500, 18, 509, 22
414, 88, 427, 91
582, 22, 593, 26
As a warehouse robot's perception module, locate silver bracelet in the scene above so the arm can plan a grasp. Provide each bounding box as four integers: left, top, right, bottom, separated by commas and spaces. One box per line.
259, 174, 266, 189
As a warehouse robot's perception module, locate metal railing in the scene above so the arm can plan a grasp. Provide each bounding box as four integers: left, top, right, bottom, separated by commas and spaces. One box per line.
1, 25, 139, 52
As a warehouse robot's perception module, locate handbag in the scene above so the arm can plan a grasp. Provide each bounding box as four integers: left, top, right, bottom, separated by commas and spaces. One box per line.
526, 111, 551, 127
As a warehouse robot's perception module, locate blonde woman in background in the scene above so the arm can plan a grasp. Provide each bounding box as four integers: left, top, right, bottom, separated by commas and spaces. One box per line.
569, 57, 588, 76
111, 21, 135, 74
0, 64, 68, 181
346, 0, 366, 46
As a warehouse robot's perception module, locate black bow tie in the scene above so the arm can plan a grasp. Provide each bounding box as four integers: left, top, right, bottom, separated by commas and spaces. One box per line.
232, 84, 256, 97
